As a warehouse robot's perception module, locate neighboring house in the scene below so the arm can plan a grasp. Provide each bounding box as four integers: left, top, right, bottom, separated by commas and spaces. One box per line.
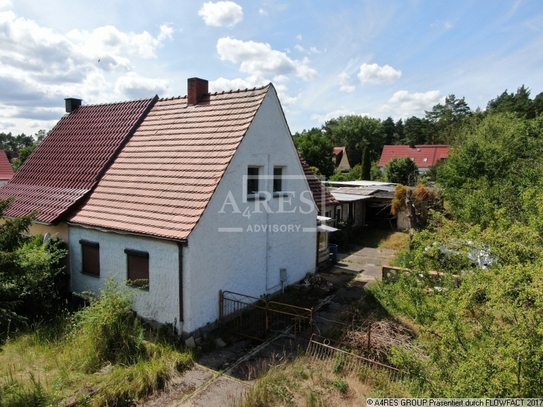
0, 150, 13, 187
0, 78, 318, 336
0, 98, 155, 241
333, 146, 350, 172
378, 145, 450, 173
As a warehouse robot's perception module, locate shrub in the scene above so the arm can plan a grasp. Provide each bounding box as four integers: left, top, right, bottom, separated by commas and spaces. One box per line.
1, 199, 68, 336
70, 280, 147, 372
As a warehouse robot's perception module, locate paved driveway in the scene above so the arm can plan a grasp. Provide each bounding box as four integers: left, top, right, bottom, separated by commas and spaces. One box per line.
332, 245, 397, 284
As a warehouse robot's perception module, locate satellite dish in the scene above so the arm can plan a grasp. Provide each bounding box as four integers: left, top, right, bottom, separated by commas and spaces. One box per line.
43, 233, 51, 244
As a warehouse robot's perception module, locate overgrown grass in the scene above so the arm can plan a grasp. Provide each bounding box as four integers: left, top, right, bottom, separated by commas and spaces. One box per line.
0, 282, 193, 406
333, 226, 409, 252
238, 355, 412, 407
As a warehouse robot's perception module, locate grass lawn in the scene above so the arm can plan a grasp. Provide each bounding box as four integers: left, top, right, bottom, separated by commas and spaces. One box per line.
0, 286, 193, 407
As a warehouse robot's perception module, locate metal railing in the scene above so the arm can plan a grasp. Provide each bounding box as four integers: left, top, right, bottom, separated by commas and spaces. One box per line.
306, 333, 430, 396
219, 290, 313, 341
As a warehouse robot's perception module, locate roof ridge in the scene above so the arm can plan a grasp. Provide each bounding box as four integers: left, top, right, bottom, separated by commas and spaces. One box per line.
76, 97, 156, 108
158, 83, 272, 102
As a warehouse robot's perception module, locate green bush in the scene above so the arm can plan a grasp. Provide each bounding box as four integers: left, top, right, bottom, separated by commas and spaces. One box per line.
70, 280, 147, 372
1, 199, 68, 336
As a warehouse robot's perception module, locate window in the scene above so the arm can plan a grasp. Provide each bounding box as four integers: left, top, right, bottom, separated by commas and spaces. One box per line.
273, 166, 283, 193
80, 240, 100, 277
247, 166, 260, 196
318, 232, 327, 250
125, 249, 149, 289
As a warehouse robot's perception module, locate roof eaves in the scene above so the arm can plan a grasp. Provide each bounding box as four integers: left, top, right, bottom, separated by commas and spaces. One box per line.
67, 221, 188, 243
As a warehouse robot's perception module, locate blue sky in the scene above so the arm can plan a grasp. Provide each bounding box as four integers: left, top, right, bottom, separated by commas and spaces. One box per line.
1, 0, 542, 136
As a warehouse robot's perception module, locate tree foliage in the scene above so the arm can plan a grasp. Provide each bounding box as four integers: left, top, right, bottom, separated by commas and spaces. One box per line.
293, 128, 335, 177
0, 130, 46, 171
371, 89, 543, 396
323, 115, 385, 166
486, 85, 543, 119
0, 199, 68, 336
372, 214, 543, 396
384, 157, 418, 185
437, 113, 543, 227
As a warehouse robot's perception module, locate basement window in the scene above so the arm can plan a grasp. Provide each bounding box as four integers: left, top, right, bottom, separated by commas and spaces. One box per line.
125, 249, 149, 289
80, 240, 100, 277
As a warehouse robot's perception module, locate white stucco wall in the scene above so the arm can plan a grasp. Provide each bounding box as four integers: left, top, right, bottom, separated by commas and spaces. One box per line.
69, 226, 182, 331
182, 88, 317, 333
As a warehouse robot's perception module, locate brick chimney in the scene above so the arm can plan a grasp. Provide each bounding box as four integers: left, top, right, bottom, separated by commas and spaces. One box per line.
187, 78, 208, 105
65, 98, 82, 113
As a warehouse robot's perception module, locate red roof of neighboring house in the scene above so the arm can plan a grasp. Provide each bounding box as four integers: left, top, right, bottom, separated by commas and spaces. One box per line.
69, 86, 272, 241
378, 145, 450, 169
0, 98, 156, 223
300, 156, 338, 213
333, 147, 346, 156
0, 150, 14, 180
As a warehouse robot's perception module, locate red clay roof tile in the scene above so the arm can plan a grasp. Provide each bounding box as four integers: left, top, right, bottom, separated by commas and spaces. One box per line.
0, 150, 14, 181
0, 98, 156, 223
300, 156, 338, 213
378, 145, 450, 169
69, 86, 271, 240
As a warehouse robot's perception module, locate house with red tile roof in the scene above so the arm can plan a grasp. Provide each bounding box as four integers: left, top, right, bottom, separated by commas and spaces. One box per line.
378, 144, 450, 173
1, 78, 319, 336
0, 150, 14, 187
333, 146, 350, 172
0, 97, 156, 240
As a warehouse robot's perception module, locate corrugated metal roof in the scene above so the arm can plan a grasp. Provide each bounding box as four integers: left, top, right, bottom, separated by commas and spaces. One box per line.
0, 98, 156, 223
69, 86, 272, 241
0, 150, 13, 180
378, 145, 450, 168
331, 192, 371, 202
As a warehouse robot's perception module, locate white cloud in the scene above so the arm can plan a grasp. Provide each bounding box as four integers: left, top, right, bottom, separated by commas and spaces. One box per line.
199, 1, 243, 27
273, 75, 289, 83
311, 108, 358, 124
217, 37, 317, 81
0, 0, 12, 10
358, 63, 402, 84
67, 24, 173, 59
381, 90, 443, 118
274, 83, 298, 106
210, 77, 297, 107
338, 72, 355, 93
295, 43, 322, 55
296, 60, 318, 81
210, 76, 268, 93
0, 9, 173, 125
259, 8, 268, 16
114, 72, 170, 99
